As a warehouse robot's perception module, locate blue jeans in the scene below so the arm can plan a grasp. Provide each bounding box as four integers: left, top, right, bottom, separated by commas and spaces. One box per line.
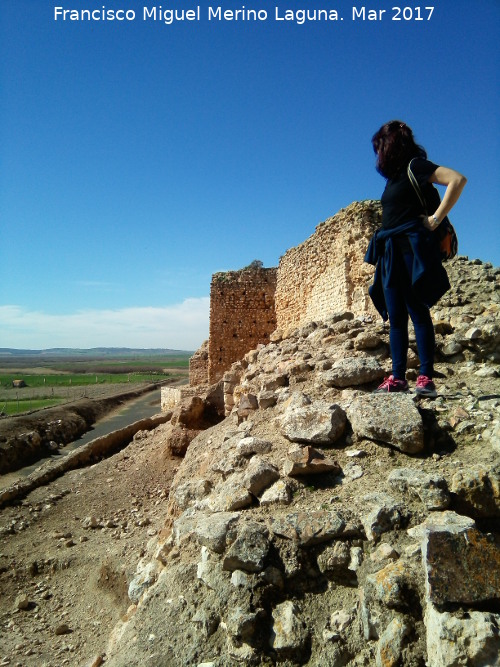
382, 249, 435, 379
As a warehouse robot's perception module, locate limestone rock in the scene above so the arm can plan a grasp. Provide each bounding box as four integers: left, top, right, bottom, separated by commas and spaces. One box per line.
417, 511, 500, 606
280, 398, 346, 445
342, 461, 364, 481
260, 373, 288, 392
450, 464, 500, 518
388, 467, 450, 510
172, 509, 240, 553
317, 541, 351, 574
14, 593, 30, 611
408, 509, 474, 541
327, 609, 353, 637
270, 510, 347, 546
366, 560, 407, 608
209, 477, 253, 512
222, 522, 269, 573
440, 339, 463, 357
283, 445, 341, 477
425, 604, 500, 667
270, 601, 309, 658
359, 587, 380, 641
171, 396, 206, 428
197, 546, 231, 593
370, 543, 399, 564
422, 512, 500, 604
128, 560, 160, 603
225, 606, 261, 644
191, 607, 220, 639
192, 511, 240, 554
349, 546, 364, 572
166, 426, 200, 457
241, 456, 280, 495
485, 421, 500, 452
323, 356, 385, 387
257, 390, 278, 409
347, 394, 424, 454
236, 436, 272, 456
354, 332, 383, 350
237, 393, 258, 421
173, 479, 212, 510
475, 364, 499, 378
326, 311, 355, 325
376, 616, 411, 667
259, 479, 293, 506
361, 493, 403, 541
171, 509, 199, 546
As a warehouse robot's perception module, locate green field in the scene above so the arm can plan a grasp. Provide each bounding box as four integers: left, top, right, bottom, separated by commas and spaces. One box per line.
46, 356, 190, 373
0, 350, 191, 416
1, 397, 66, 415
1, 371, 179, 388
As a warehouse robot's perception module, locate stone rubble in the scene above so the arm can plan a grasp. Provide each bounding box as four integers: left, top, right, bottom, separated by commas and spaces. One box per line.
93, 257, 500, 665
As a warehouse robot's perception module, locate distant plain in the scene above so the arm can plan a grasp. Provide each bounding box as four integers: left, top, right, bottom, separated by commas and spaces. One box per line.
0, 349, 191, 415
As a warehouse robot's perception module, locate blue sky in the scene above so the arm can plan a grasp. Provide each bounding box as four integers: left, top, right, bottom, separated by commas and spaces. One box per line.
1, 0, 499, 350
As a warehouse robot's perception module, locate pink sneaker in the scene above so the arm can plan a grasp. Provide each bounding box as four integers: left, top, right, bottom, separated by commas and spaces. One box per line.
373, 375, 409, 393
415, 375, 437, 398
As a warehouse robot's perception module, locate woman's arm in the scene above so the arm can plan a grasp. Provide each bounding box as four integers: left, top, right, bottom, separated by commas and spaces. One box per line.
423, 166, 467, 231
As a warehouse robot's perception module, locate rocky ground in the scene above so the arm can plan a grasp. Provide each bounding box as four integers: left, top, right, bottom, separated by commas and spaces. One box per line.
0, 420, 182, 667
0, 256, 499, 667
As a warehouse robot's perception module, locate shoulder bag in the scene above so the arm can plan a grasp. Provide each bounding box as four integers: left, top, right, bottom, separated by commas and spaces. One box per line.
407, 159, 458, 261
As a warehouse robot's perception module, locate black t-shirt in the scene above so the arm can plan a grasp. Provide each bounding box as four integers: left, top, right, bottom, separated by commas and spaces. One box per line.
381, 157, 439, 230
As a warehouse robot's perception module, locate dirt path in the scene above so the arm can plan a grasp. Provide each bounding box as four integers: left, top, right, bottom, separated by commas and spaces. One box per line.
0, 421, 178, 667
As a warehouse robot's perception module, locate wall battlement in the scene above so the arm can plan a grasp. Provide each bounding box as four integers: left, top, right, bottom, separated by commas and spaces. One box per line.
189, 200, 381, 386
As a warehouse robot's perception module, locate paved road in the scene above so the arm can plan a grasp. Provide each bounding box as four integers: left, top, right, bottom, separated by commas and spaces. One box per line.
64, 388, 163, 451
1, 389, 165, 486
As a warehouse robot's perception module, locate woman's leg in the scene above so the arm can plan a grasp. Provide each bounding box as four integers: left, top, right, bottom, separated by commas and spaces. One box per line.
401, 253, 436, 378
406, 299, 435, 377
382, 280, 409, 380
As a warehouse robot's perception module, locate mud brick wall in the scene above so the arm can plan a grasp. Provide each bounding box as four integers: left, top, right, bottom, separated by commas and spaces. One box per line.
189, 340, 209, 386
208, 268, 277, 384
275, 200, 380, 331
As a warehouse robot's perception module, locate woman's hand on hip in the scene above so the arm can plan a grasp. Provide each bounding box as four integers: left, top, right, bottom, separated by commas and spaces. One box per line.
421, 214, 439, 231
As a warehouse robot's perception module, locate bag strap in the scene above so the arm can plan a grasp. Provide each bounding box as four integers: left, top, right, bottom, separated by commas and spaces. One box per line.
407, 158, 428, 214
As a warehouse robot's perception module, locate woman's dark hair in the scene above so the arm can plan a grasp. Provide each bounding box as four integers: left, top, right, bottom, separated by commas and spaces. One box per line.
372, 120, 427, 178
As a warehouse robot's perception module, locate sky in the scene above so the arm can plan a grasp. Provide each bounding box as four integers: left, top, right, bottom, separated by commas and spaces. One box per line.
1, 0, 499, 351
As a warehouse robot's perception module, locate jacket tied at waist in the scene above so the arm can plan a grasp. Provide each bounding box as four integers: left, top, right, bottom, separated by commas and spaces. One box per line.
364, 219, 450, 321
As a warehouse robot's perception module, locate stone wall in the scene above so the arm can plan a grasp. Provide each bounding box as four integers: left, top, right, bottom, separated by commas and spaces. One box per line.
189, 339, 209, 386
275, 200, 380, 332
207, 267, 277, 384
160, 387, 183, 411
189, 201, 381, 387
160, 385, 203, 412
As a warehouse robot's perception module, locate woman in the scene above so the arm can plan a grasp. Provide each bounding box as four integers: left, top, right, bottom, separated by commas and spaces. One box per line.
365, 120, 466, 397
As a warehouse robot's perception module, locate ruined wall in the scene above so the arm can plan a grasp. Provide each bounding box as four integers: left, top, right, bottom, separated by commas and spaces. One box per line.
208, 268, 277, 384
189, 339, 209, 386
189, 201, 381, 387
160, 385, 203, 412
275, 200, 380, 331
160, 387, 183, 411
